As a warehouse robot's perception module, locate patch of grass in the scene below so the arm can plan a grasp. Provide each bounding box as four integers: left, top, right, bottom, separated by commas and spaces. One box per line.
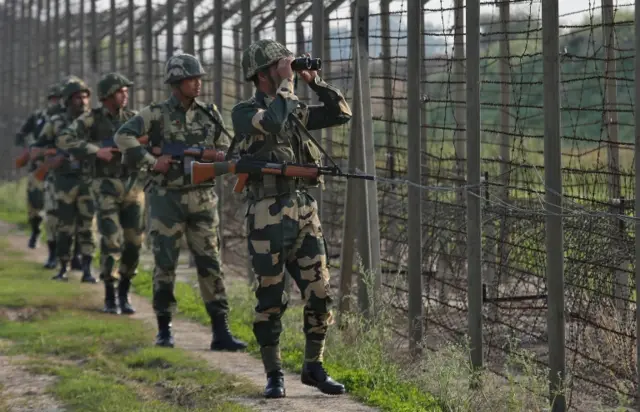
0, 178, 29, 227
0, 242, 92, 309
0, 243, 258, 412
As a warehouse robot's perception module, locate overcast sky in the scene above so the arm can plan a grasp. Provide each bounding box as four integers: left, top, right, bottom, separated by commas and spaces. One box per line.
82, 0, 635, 59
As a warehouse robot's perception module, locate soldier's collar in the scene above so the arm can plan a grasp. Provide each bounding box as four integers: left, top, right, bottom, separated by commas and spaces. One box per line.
100, 105, 121, 118
167, 94, 198, 111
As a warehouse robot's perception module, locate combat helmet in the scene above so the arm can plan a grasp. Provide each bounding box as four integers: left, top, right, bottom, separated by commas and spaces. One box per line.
241, 39, 293, 81
46, 83, 62, 98
61, 78, 91, 102
98, 72, 133, 100
164, 53, 206, 84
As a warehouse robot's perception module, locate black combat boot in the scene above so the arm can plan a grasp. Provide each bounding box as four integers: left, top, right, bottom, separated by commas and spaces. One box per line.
117, 277, 135, 315
301, 362, 346, 395
210, 312, 247, 351
155, 315, 174, 347
44, 241, 57, 269
28, 216, 42, 249
80, 255, 97, 283
52, 261, 69, 281
103, 281, 119, 314
70, 254, 82, 270
264, 370, 286, 398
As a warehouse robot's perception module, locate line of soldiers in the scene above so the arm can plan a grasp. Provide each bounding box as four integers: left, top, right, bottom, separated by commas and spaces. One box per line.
14, 39, 350, 399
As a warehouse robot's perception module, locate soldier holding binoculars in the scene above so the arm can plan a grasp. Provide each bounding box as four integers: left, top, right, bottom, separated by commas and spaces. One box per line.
229, 39, 352, 399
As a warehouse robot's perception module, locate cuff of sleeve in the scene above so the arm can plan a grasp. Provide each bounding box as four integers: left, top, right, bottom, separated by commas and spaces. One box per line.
308, 75, 326, 90
85, 143, 100, 154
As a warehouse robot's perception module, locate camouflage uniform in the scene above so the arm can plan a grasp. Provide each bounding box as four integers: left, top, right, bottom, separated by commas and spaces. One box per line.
57, 73, 142, 314
37, 78, 97, 283
231, 39, 351, 397
114, 53, 246, 351
15, 84, 63, 252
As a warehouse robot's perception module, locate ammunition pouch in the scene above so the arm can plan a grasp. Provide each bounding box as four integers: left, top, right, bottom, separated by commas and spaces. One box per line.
246, 175, 306, 201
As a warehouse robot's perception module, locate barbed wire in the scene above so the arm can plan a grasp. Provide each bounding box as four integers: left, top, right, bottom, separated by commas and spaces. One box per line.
0, 0, 638, 409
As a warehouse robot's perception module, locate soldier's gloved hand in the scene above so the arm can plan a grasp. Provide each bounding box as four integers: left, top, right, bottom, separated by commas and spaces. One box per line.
153, 154, 173, 174
276, 56, 295, 82
96, 147, 114, 162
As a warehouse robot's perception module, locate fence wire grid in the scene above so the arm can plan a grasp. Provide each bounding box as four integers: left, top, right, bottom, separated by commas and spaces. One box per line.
1, 0, 639, 410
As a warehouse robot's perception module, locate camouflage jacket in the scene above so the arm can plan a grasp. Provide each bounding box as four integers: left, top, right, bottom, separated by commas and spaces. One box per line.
229, 75, 351, 191
57, 106, 137, 178
114, 94, 230, 189
15, 103, 63, 147
36, 109, 88, 176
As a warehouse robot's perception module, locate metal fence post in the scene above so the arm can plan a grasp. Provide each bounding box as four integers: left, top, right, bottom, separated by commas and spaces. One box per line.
127, 0, 135, 108
145, 0, 153, 103
407, 0, 423, 356
109, 0, 116, 72
213, 0, 224, 262
466, 0, 483, 372
635, 0, 640, 404
354, 0, 381, 317
542, 0, 566, 409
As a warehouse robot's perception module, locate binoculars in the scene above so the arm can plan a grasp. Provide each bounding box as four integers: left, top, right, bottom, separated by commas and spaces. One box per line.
291, 56, 322, 71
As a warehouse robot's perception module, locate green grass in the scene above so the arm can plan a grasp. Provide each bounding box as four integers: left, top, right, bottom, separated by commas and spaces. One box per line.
0, 178, 29, 227
0, 241, 258, 412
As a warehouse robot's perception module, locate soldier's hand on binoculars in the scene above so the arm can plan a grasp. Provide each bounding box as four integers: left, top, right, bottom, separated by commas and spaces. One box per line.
96, 147, 114, 162
298, 53, 317, 84
276, 56, 295, 81
153, 155, 173, 174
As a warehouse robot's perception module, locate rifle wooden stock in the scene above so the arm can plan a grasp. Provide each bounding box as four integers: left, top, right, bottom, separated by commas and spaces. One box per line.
191, 161, 236, 186
190, 161, 322, 192
34, 154, 65, 181
15, 148, 30, 168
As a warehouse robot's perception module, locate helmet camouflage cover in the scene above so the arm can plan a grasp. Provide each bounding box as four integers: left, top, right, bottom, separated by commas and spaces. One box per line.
164, 53, 206, 84
62, 78, 91, 102
98, 72, 134, 100
47, 83, 62, 98
241, 39, 293, 81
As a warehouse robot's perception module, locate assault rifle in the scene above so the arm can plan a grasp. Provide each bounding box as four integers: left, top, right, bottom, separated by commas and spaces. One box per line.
190, 159, 375, 192
97, 135, 150, 164
33, 148, 69, 181
16, 146, 55, 169
149, 141, 226, 162
15, 148, 30, 168
33, 135, 151, 180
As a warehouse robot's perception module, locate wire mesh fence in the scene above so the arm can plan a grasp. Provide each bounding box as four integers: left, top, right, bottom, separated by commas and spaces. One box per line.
0, 0, 639, 410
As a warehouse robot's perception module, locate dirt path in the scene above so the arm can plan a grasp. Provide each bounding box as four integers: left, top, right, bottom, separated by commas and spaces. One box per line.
0, 353, 66, 412
1, 222, 378, 412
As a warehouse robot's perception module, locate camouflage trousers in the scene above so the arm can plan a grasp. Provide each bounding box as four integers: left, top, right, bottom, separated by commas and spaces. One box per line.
26, 173, 45, 220
246, 191, 333, 372
148, 186, 228, 317
54, 173, 96, 261
93, 178, 145, 283
43, 174, 58, 242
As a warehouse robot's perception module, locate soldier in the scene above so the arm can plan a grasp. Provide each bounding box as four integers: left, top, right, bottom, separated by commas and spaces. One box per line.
57, 73, 142, 314
15, 83, 63, 252
230, 39, 352, 398
114, 53, 247, 351
37, 77, 98, 283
